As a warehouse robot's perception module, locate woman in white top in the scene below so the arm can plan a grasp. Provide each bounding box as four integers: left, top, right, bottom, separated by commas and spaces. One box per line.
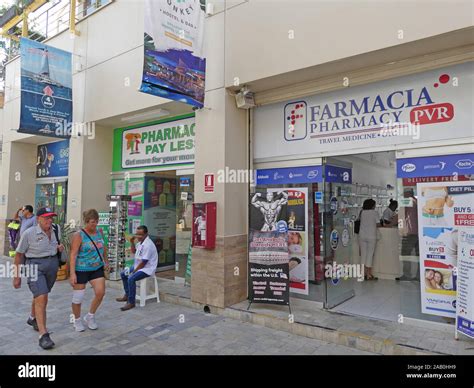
359, 199, 380, 280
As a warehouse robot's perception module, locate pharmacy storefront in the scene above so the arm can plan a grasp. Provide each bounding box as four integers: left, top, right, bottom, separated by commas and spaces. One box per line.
109, 113, 195, 282
250, 62, 474, 327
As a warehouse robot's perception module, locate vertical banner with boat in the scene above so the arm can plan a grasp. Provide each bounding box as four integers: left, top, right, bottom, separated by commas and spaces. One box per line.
140, 0, 206, 108
19, 38, 72, 138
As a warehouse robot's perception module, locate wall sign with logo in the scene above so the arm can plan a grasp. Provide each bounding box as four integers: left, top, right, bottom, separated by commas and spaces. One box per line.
256, 166, 323, 185
204, 173, 214, 193
254, 63, 472, 160
19, 38, 72, 138
113, 114, 195, 171
417, 181, 474, 318
397, 153, 474, 179
325, 165, 352, 183
36, 140, 69, 178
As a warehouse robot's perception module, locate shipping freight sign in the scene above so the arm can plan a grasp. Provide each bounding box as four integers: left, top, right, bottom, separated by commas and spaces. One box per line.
253, 63, 473, 160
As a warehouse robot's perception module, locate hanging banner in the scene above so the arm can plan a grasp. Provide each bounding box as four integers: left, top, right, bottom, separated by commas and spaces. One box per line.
36, 140, 69, 178
269, 188, 309, 295
248, 230, 289, 305
417, 181, 474, 318
19, 38, 72, 138
456, 227, 474, 339
140, 0, 206, 108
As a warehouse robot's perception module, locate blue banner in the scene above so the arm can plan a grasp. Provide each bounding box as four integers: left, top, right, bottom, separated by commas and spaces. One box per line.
256, 166, 323, 185
36, 140, 70, 178
325, 164, 352, 183
397, 153, 474, 178
140, 0, 206, 108
19, 38, 72, 138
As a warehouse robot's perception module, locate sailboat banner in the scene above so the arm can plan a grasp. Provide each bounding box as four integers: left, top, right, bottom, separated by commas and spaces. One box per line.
19, 38, 72, 138
140, 0, 206, 108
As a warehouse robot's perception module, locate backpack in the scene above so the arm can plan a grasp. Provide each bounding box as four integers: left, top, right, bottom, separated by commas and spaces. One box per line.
52, 224, 66, 265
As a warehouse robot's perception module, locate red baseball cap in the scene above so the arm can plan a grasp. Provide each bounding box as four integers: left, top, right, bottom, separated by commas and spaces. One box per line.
36, 207, 57, 217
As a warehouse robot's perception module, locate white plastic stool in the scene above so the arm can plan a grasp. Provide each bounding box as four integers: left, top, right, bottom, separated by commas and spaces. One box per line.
136, 275, 160, 307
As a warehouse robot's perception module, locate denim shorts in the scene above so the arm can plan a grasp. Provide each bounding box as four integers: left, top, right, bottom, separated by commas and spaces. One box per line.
25, 257, 58, 298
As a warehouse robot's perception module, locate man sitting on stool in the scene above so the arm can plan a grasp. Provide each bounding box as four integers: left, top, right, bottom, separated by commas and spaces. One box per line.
116, 225, 158, 311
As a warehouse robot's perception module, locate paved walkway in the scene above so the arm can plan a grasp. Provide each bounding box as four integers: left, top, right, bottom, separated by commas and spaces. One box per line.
0, 270, 375, 355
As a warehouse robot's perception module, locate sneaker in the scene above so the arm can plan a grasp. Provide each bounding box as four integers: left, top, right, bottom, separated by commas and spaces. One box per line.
39, 333, 55, 350
83, 314, 98, 330
74, 318, 85, 332
27, 317, 39, 332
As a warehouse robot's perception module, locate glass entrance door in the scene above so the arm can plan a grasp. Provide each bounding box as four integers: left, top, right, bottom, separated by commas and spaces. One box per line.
323, 175, 356, 308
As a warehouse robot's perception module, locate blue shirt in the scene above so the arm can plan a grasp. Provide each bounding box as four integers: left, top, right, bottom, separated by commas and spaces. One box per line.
19, 215, 36, 237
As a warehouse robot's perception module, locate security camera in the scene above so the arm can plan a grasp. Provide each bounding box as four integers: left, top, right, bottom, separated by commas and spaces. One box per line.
235, 86, 255, 109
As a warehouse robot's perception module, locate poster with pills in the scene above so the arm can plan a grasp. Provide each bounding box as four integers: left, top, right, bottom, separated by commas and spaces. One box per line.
417, 181, 474, 318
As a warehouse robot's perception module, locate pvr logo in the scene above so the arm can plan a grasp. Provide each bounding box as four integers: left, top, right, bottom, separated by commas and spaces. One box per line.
410, 103, 454, 125
284, 101, 307, 141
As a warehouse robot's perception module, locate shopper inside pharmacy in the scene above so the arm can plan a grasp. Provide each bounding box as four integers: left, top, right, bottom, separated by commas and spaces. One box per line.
382, 199, 398, 227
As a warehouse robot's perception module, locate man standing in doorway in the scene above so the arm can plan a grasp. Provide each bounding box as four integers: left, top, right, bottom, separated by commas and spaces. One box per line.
13, 208, 64, 350
117, 225, 158, 311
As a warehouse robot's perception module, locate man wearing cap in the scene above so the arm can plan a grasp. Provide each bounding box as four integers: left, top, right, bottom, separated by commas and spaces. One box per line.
13, 207, 64, 350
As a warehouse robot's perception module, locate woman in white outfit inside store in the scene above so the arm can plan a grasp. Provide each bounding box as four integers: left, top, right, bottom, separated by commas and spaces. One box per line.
359, 199, 380, 280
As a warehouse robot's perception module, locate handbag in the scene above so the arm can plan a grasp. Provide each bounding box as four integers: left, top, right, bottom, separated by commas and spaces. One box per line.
81, 228, 104, 263
354, 210, 362, 234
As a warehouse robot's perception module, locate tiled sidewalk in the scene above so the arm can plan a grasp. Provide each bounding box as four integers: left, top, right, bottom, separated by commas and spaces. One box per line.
0, 259, 374, 355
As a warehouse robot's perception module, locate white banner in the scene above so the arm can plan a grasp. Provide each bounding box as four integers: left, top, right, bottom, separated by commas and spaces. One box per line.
417, 181, 474, 318
456, 227, 474, 338
122, 117, 195, 169
254, 63, 473, 160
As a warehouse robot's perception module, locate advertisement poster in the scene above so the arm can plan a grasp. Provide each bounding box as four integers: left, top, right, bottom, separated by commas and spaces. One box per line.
128, 201, 143, 217
456, 228, 474, 339
36, 140, 69, 178
120, 117, 195, 170
248, 231, 289, 305
97, 212, 110, 248
269, 188, 309, 295
250, 191, 288, 232
144, 176, 177, 268
417, 181, 474, 318
140, 0, 206, 107
19, 38, 72, 138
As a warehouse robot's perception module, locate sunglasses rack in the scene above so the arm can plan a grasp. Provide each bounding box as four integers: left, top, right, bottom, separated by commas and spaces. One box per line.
106, 194, 132, 280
